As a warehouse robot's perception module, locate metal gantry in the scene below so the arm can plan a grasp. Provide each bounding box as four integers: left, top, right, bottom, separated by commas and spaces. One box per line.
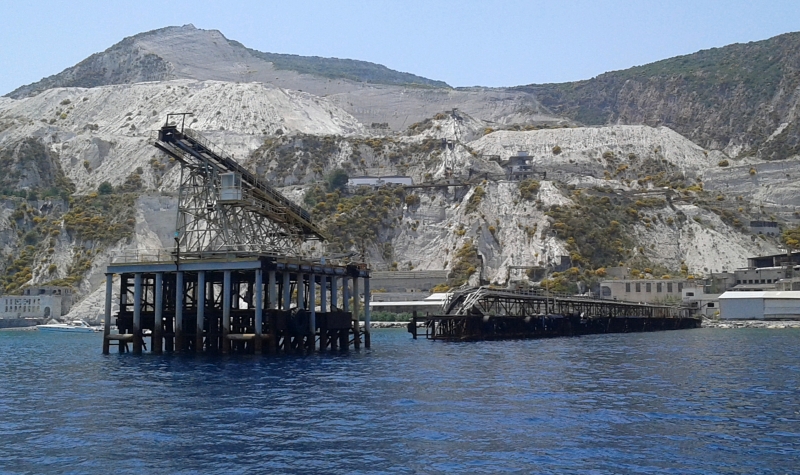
417, 287, 700, 341
154, 114, 325, 257
102, 116, 374, 356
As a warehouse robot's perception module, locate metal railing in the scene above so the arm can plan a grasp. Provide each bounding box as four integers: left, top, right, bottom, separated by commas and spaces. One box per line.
110, 249, 174, 264
108, 246, 360, 267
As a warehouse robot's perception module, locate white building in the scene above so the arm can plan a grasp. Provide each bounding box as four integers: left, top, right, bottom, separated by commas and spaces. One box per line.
0, 286, 72, 319
682, 286, 721, 317
718, 291, 800, 320
599, 279, 686, 304
347, 176, 413, 189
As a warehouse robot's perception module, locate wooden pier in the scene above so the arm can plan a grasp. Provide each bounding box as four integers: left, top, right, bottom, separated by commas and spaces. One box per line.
410, 287, 701, 341
102, 255, 371, 355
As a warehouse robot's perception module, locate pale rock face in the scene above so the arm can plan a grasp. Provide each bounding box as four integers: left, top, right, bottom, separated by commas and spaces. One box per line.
61, 194, 177, 322
702, 158, 800, 222
469, 126, 716, 177
0, 80, 364, 193
392, 180, 573, 284
630, 204, 781, 275
0, 72, 788, 307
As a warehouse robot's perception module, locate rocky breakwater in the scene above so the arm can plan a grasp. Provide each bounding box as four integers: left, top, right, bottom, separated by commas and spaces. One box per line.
702, 318, 800, 329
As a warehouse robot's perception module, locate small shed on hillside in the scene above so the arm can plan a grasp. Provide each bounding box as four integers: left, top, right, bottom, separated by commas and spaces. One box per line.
718, 291, 800, 320
347, 176, 413, 189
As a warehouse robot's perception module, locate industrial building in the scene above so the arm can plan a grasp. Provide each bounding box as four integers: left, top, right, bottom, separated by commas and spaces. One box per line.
0, 286, 73, 319
718, 291, 800, 320
599, 278, 687, 304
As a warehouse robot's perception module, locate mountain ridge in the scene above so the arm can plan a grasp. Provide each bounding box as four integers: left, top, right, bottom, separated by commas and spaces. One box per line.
6, 24, 449, 99
520, 31, 800, 158
6, 25, 548, 130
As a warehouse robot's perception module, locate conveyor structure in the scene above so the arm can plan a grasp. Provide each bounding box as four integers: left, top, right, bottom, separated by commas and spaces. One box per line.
154, 115, 325, 256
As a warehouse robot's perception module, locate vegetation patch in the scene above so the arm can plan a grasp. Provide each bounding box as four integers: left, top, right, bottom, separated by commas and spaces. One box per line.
546, 193, 665, 269
518, 179, 541, 201
304, 183, 404, 257
62, 193, 136, 245
447, 240, 480, 287
465, 186, 485, 214
240, 45, 450, 88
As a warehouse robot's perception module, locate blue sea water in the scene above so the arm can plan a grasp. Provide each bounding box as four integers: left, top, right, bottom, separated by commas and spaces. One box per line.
0, 328, 799, 474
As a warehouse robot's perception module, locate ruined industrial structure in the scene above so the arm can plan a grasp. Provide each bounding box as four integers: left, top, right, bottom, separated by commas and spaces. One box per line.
102, 115, 371, 354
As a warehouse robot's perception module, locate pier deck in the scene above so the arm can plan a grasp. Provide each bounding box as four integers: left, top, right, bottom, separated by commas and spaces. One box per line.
102, 255, 371, 355
411, 288, 700, 341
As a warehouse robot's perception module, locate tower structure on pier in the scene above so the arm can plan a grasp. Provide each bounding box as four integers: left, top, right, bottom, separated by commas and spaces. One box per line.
102, 115, 370, 356
154, 113, 326, 257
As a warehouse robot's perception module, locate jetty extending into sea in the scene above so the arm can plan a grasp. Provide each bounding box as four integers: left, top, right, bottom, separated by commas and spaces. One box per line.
410, 287, 700, 341
103, 255, 370, 354
103, 116, 697, 355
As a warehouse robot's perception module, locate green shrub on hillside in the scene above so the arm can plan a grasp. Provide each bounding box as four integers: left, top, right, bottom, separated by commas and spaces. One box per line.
518, 179, 540, 201
465, 186, 485, 214
448, 240, 480, 287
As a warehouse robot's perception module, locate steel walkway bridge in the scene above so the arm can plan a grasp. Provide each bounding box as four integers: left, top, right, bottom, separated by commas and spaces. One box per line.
411, 287, 699, 341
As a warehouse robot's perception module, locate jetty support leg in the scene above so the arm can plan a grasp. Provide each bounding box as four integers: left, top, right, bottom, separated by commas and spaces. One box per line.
222, 270, 231, 354
268, 270, 277, 355
103, 273, 113, 354
364, 276, 371, 349
283, 271, 291, 352
353, 276, 361, 350
133, 273, 143, 355
254, 268, 263, 355
319, 275, 328, 350
153, 272, 163, 354
309, 273, 316, 352
175, 271, 184, 352
196, 271, 205, 353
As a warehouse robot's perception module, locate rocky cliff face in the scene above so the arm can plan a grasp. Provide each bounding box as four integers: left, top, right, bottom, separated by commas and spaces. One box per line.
0, 26, 795, 316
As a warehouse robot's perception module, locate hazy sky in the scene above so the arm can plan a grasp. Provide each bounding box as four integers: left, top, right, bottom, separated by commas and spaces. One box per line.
2, 0, 799, 95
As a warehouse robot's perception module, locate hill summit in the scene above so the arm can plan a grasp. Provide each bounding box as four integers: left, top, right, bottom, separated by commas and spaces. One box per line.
6, 24, 448, 99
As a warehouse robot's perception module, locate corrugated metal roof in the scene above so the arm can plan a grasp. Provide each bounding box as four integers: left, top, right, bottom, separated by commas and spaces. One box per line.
719, 291, 800, 300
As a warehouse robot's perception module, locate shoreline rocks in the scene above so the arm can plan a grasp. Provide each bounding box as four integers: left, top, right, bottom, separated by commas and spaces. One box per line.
702, 319, 800, 329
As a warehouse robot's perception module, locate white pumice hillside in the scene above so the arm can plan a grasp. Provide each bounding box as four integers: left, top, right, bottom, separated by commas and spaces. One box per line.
0, 25, 795, 318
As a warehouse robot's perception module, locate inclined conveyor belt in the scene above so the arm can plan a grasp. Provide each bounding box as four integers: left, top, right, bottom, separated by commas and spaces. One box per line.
155, 125, 324, 239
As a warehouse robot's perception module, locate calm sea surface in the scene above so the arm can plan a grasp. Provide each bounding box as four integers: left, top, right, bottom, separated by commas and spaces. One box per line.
0, 328, 799, 474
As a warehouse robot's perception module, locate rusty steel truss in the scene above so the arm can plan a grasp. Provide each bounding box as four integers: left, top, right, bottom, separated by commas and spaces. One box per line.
442, 287, 682, 319
415, 287, 699, 341
154, 114, 325, 257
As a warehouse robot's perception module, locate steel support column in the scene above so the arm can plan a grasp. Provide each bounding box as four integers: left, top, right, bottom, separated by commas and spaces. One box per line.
363, 276, 371, 349
153, 272, 163, 354
254, 268, 263, 354
133, 273, 143, 355
309, 273, 316, 351
196, 271, 205, 353
222, 270, 231, 354
175, 271, 184, 352
268, 270, 277, 354
102, 273, 113, 354
352, 276, 360, 349
331, 276, 338, 309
